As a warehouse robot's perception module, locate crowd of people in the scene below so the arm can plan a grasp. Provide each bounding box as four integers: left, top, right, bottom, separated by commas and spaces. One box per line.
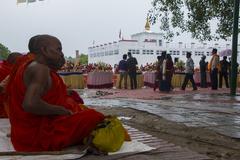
199, 48, 232, 90
59, 47, 233, 92
153, 48, 232, 92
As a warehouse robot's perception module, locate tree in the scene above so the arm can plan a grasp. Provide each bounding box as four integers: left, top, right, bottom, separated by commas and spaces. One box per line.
79, 54, 88, 65
148, 0, 235, 41
0, 43, 11, 60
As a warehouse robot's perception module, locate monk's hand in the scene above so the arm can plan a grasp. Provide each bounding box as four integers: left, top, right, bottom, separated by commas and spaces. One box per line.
0, 75, 9, 92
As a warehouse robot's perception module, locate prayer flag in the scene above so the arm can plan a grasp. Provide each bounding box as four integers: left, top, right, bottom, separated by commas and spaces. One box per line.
17, 0, 27, 4
27, 0, 36, 3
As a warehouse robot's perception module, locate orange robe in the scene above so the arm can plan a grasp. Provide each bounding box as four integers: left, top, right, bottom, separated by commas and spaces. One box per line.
7, 54, 105, 151
0, 61, 12, 118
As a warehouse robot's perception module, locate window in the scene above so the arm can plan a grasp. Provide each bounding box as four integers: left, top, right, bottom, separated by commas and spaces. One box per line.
156, 50, 160, 55
143, 50, 146, 54
159, 40, 162, 46
132, 49, 136, 54
114, 50, 119, 55
136, 50, 140, 54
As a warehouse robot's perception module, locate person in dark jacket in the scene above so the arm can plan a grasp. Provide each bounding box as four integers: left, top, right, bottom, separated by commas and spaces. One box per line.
165, 54, 174, 91
199, 55, 208, 88
219, 56, 230, 88
127, 52, 138, 89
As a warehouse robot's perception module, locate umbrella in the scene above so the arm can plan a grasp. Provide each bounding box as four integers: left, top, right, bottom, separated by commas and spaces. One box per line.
219, 49, 232, 57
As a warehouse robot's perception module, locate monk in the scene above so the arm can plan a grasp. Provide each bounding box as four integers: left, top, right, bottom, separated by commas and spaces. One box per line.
0, 52, 22, 118
6, 35, 105, 152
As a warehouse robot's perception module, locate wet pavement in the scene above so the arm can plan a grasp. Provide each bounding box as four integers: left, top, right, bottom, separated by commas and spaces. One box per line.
79, 89, 240, 139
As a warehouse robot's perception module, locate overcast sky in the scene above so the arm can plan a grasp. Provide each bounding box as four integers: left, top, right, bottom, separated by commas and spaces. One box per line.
0, 0, 230, 57
0, 0, 156, 57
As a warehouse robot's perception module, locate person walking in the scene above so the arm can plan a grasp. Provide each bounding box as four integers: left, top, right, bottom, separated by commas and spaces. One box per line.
199, 55, 208, 88
154, 51, 166, 91
181, 52, 197, 91
209, 48, 220, 90
219, 56, 230, 88
118, 54, 128, 89
127, 52, 138, 89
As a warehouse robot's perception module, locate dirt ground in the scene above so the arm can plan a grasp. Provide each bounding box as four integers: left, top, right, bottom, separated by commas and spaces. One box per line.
92, 106, 240, 160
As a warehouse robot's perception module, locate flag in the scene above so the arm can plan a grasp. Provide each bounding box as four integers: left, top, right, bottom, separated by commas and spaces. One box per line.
17, 0, 27, 4
119, 29, 122, 39
27, 0, 36, 3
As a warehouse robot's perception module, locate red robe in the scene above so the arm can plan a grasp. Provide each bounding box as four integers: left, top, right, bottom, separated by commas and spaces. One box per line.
7, 54, 105, 151
0, 61, 12, 118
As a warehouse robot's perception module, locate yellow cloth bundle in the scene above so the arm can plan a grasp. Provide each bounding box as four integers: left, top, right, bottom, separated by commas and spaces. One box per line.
91, 116, 130, 152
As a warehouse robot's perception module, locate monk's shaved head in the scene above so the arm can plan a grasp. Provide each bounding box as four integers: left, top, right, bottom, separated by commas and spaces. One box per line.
28, 35, 40, 53
7, 52, 22, 64
28, 34, 65, 70
28, 35, 60, 54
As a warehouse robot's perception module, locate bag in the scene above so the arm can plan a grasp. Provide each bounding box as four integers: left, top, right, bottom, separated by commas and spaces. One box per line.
90, 116, 129, 152
159, 80, 170, 92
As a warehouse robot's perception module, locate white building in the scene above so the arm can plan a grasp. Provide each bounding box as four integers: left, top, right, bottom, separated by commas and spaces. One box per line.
88, 18, 234, 67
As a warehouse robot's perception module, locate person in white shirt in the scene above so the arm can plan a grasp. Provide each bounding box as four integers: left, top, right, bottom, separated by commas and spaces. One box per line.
181, 52, 197, 91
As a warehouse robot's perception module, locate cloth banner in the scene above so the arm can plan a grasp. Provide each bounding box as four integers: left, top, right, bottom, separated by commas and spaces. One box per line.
17, 0, 44, 3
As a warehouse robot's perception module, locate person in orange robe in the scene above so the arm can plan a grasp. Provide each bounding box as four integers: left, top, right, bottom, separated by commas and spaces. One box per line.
6, 35, 105, 152
0, 52, 22, 118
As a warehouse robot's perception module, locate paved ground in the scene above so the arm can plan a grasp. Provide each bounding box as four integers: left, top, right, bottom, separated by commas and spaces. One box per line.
81, 87, 240, 139
1, 87, 239, 159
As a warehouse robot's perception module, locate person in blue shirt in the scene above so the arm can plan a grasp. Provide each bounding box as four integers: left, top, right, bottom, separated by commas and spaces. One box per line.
118, 54, 128, 89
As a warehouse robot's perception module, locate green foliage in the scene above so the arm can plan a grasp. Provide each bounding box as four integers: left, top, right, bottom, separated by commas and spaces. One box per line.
79, 54, 88, 65
149, 0, 235, 41
175, 60, 185, 70
0, 43, 11, 60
